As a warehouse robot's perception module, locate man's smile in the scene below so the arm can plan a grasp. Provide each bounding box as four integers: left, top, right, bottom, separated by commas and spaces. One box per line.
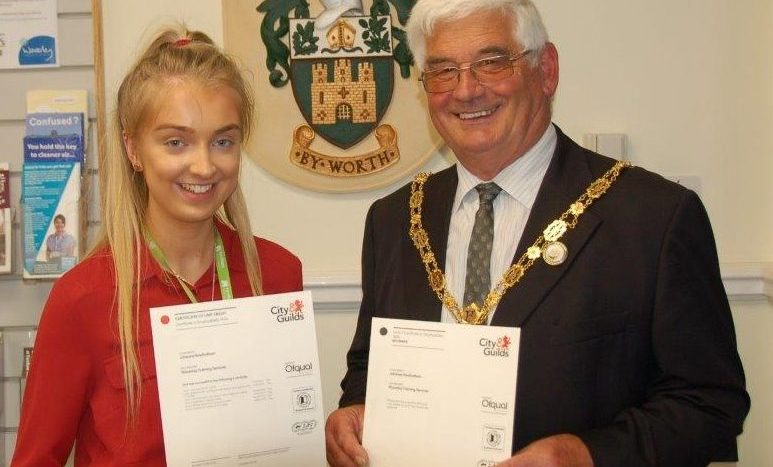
456, 105, 499, 120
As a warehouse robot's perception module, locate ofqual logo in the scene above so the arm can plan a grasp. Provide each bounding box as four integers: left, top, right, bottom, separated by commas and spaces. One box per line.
481, 397, 508, 411
285, 361, 313, 375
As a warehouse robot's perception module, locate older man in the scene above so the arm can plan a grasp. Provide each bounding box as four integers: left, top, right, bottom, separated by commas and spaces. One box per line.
325, 0, 749, 466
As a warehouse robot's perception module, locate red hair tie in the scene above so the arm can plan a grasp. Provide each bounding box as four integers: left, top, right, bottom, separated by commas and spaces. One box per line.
173, 38, 191, 47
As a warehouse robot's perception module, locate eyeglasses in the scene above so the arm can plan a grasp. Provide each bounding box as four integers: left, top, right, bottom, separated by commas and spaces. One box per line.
419, 50, 532, 93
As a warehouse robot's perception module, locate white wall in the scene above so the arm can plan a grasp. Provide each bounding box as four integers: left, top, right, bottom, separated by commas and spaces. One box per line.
540, 1, 773, 263
2, 0, 766, 465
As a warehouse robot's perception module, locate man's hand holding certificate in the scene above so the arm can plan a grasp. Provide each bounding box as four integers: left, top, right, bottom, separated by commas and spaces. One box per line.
150, 291, 326, 466
363, 318, 520, 466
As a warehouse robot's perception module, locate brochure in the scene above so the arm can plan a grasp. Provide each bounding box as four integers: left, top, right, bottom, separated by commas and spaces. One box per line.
21, 90, 89, 278
21, 162, 80, 279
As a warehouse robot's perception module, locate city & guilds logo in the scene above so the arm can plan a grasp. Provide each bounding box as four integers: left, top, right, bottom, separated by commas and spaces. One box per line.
271, 298, 305, 323
479, 336, 512, 358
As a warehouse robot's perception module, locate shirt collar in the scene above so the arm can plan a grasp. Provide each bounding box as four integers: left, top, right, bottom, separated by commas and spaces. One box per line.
454, 123, 557, 210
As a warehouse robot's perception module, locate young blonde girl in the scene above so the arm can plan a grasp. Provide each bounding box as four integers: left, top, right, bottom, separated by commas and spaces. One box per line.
13, 26, 302, 466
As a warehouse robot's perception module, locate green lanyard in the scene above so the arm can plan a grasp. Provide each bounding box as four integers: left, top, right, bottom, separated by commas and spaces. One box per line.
144, 227, 233, 303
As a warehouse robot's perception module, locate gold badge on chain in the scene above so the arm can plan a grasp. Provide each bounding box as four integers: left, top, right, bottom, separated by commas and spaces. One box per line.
542, 241, 568, 266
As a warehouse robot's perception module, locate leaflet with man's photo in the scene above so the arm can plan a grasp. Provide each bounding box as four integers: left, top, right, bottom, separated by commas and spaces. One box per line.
150, 290, 326, 466
21, 162, 80, 278
363, 317, 520, 467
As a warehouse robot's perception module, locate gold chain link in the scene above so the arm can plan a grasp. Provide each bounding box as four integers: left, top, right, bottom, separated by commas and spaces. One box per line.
408, 160, 631, 325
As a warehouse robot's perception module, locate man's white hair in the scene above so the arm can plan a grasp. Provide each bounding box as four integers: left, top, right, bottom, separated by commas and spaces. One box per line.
406, 0, 549, 71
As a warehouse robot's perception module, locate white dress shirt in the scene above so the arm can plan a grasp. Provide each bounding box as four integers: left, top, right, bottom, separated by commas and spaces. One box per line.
441, 124, 557, 324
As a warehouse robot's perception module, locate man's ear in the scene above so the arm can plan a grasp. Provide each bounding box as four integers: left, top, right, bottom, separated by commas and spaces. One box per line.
538, 42, 559, 98
123, 132, 143, 171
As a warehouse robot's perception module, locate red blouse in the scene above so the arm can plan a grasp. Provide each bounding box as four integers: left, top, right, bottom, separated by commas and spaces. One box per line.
12, 224, 302, 466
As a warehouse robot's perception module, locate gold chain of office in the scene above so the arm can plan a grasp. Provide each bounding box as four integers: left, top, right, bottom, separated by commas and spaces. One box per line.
408, 160, 631, 325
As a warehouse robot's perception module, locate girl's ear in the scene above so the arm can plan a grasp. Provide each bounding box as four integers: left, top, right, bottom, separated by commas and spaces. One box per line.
123, 132, 143, 171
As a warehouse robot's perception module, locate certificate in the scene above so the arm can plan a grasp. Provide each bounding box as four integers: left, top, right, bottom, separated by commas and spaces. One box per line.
150, 291, 326, 466
363, 317, 520, 467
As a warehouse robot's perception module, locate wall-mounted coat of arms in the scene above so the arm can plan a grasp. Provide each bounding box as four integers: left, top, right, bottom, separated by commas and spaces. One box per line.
223, 0, 443, 192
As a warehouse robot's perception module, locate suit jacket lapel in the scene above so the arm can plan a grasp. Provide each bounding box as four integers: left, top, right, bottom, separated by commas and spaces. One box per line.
491, 129, 602, 327
403, 166, 457, 322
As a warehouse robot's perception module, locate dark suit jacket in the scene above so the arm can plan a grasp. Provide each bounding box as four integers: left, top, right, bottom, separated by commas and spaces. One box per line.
339, 128, 749, 467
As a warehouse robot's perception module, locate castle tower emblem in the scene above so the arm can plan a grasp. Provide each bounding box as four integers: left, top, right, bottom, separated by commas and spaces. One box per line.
288, 16, 394, 151
310, 59, 376, 125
